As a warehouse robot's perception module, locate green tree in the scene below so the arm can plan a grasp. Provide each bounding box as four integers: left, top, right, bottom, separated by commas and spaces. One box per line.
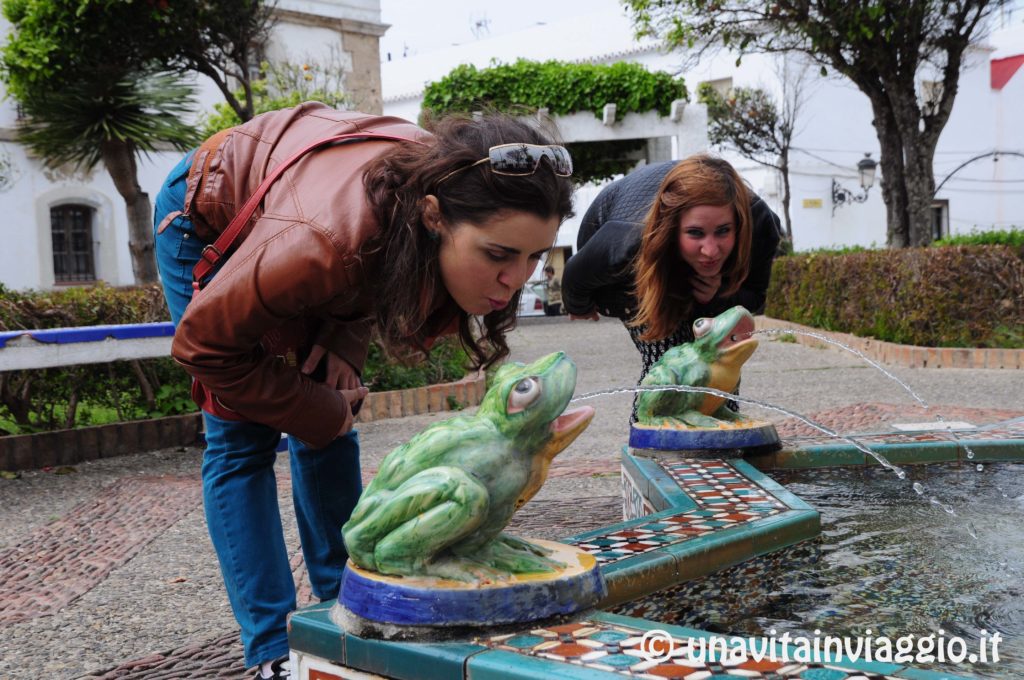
201, 54, 352, 137
157, 0, 277, 123
1, 0, 202, 283
697, 60, 808, 243
422, 59, 687, 184
1, 0, 277, 283
625, 0, 1002, 247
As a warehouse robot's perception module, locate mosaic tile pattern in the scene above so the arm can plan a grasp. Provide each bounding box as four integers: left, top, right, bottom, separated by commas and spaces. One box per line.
784, 420, 1024, 448
476, 619, 908, 678
609, 542, 820, 626
571, 459, 788, 564
621, 466, 654, 521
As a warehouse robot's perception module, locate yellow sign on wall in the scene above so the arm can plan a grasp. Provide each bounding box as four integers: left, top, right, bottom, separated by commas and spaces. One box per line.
803, 198, 823, 209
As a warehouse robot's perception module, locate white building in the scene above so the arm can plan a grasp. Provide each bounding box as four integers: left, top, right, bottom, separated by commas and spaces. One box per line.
381, 5, 1024, 254
0, 0, 386, 290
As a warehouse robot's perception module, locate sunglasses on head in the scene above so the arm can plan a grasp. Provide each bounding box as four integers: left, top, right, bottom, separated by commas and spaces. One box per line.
436, 143, 573, 186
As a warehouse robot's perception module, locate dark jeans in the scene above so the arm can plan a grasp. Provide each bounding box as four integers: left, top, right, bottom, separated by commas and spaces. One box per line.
153, 152, 362, 666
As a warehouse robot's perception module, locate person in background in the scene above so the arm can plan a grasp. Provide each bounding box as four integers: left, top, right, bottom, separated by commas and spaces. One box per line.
561, 154, 781, 414
542, 264, 563, 316
153, 102, 574, 679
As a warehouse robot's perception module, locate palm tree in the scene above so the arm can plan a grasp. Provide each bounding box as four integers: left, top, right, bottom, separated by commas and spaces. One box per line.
16, 69, 200, 284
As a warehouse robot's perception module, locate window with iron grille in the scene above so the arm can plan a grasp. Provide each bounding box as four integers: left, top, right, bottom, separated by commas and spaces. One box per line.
50, 204, 96, 283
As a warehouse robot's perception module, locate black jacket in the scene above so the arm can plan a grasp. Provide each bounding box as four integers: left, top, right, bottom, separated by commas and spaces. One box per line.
561, 161, 783, 321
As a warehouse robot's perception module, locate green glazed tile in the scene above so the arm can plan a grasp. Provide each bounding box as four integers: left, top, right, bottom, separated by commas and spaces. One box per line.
628, 454, 697, 511
343, 633, 485, 680
741, 447, 778, 471
600, 549, 679, 607
865, 442, 957, 465
749, 510, 821, 555
959, 440, 1024, 462
665, 527, 756, 580
776, 445, 867, 468
288, 601, 345, 664
467, 649, 622, 679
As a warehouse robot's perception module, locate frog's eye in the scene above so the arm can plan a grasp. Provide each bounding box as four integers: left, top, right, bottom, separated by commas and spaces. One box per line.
693, 317, 713, 338
508, 377, 542, 414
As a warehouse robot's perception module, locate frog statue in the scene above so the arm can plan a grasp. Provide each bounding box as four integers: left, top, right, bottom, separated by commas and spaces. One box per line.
635, 305, 759, 429
342, 351, 595, 583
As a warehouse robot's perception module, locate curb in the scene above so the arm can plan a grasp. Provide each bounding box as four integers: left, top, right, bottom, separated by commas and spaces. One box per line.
757, 316, 1023, 369
0, 373, 488, 471
354, 371, 487, 423
0, 413, 203, 472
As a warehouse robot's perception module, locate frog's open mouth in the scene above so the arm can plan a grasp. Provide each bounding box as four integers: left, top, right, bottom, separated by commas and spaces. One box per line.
551, 405, 595, 435
541, 405, 596, 460
716, 314, 756, 351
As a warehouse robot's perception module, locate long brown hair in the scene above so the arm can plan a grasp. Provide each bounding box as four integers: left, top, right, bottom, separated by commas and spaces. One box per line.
629, 155, 752, 341
363, 114, 574, 368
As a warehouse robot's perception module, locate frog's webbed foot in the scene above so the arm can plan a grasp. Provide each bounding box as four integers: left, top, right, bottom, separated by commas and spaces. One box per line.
496, 533, 552, 557
647, 412, 724, 429
420, 556, 506, 584
457, 535, 564, 574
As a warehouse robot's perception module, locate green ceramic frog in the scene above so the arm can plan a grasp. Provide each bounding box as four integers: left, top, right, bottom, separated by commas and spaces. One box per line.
342, 352, 594, 582
635, 306, 758, 428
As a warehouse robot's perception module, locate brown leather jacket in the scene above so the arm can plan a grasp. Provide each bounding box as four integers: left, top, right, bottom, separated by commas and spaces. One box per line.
170, 103, 436, 447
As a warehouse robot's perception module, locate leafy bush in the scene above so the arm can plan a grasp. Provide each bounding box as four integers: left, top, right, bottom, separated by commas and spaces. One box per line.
201, 57, 351, 137
766, 246, 1024, 348
0, 284, 472, 434
422, 59, 687, 184
933, 227, 1024, 251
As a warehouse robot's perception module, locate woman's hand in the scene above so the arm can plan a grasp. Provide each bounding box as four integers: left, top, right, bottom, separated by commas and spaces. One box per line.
302, 345, 369, 431
302, 344, 360, 390
689, 273, 722, 304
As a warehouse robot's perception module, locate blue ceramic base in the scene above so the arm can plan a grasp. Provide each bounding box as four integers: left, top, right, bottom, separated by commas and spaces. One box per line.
629, 419, 780, 451
336, 539, 605, 629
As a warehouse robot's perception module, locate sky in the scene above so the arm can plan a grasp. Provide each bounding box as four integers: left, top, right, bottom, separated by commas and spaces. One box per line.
379, 0, 626, 63
380, 0, 1024, 62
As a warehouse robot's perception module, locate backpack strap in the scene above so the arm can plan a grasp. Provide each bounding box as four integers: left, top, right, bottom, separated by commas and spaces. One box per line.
192, 131, 427, 290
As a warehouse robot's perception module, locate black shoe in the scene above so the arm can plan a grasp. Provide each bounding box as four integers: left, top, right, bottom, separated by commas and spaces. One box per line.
254, 656, 290, 679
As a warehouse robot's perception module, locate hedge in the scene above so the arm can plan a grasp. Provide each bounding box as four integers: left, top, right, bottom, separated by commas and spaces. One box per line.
766, 245, 1024, 349
0, 283, 468, 435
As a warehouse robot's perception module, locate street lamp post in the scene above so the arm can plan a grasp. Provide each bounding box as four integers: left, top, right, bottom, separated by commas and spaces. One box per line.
832, 153, 878, 215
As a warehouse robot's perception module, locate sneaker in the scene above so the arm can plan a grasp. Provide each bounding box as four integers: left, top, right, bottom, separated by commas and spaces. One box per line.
254, 656, 290, 679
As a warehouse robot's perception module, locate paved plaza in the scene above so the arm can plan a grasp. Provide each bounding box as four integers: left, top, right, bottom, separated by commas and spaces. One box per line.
1, 316, 1022, 678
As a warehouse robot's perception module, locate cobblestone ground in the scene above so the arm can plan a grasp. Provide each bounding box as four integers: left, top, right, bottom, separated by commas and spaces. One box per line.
1, 317, 1021, 678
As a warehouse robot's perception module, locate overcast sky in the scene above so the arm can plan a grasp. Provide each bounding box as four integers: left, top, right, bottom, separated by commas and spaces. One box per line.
379, 0, 625, 62
379, 0, 1024, 64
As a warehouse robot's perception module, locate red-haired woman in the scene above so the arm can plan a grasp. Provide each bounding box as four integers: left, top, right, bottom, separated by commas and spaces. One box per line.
561, 155, 782, 402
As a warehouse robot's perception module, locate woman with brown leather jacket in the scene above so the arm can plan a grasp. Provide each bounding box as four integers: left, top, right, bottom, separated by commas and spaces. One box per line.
153, 102, 574, 679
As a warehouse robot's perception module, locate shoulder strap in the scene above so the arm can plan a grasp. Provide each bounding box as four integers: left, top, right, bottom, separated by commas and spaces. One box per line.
192, 130, 427, 290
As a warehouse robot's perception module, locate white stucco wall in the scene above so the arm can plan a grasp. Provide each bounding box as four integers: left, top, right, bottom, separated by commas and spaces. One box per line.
0, 2, 383, 291
381, 9, 1024, 253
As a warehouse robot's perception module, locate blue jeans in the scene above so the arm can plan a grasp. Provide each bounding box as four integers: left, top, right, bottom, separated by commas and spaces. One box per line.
154, 152, 363, 667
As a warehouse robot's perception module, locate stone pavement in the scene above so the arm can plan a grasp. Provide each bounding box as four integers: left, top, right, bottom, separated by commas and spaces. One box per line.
1, 316, 1022, 679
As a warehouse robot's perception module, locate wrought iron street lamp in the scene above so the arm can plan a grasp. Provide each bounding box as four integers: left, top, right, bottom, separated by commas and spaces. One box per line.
832, 153, 878, 215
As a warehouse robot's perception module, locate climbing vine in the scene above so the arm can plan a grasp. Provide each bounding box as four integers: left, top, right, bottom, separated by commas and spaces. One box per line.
422, 60, 687, 184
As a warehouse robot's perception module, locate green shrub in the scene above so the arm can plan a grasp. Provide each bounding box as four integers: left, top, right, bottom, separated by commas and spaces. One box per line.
933, 227, 1024, 251
0, 284, 472, 434
766, 245, 1024, 348
421, 59, 687, 184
